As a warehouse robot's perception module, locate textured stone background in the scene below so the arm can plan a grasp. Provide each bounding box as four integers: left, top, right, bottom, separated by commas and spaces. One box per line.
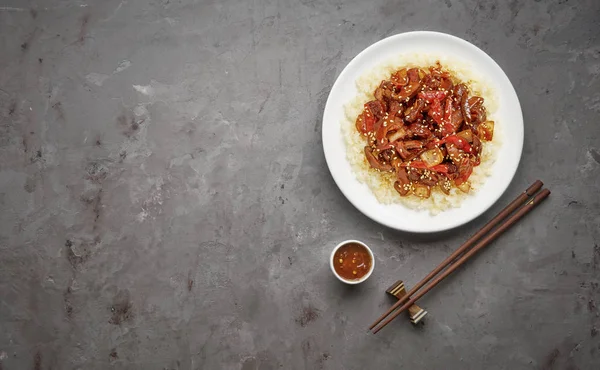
0, 0, 599, 369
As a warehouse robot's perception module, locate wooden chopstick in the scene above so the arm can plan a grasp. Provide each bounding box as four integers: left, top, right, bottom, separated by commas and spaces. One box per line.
371, 187, 551, 334
369, 180, 544, 331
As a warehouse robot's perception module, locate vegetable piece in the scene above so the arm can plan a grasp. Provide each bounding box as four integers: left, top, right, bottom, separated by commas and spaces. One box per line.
364, 146, 392, 171
439, 178, 452, 195
445, 135, 473, 154
419, 90, 448, 127
456, 129, 474, 142
418, 90, 448, 102
412, 183, 431, 198
355, 112, 376, 134
456, 181, 471, 193
479, 121, 494, 141
446, 144, 461, 164
387, 126, 409, 143
402, 161, 450, 174
402, 160, 428, 169
355, 113, 365, 133
441, 123, 455, 138
420, 147, 444, 167
429, 98, 444, 125
429, 164, 450, 173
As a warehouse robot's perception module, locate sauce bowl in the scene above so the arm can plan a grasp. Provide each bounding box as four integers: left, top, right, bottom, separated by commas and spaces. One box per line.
330, 240, 374, 284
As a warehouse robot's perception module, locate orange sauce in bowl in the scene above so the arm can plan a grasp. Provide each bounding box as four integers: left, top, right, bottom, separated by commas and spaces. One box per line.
333, 243, 372, 280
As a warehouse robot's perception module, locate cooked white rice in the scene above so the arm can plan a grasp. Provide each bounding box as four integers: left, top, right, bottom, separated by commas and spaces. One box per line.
342, 53, 502, 214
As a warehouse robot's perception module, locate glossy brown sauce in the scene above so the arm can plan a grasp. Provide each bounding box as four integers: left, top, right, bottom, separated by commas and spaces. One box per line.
355, 63, 495, 199
333, 243, 372, 280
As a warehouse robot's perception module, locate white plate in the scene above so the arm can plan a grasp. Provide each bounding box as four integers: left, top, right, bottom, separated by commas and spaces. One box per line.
322, 31, 523, 233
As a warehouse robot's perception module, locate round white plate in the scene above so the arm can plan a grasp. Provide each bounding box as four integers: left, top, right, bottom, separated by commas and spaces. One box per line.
322, 31, 523, 233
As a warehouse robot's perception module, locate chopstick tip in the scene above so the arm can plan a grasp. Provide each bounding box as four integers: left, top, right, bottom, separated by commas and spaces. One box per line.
536, 188, 551, 200
526, 180, 544, 196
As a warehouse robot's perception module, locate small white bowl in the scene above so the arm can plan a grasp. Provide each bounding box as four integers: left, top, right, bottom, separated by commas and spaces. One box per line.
330, 240, 375, 284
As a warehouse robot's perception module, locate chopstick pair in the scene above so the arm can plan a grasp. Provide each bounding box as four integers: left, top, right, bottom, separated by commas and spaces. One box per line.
369, 180, 550, 334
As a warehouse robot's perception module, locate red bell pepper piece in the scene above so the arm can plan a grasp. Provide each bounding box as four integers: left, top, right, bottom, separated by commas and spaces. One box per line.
418, 90, 448, 102
430, 164, 450, 173
356, 112, 376, 134
440, 96, 455, 136
429, 99, 444, 125
444, 135, 473, 154
401, 160, 428, 169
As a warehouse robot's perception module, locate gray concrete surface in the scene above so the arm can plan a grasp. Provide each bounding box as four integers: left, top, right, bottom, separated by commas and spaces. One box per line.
0, 0, 599, 369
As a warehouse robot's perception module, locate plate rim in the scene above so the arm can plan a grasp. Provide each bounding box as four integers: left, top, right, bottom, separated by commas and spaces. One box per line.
322, 31, 524, 233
